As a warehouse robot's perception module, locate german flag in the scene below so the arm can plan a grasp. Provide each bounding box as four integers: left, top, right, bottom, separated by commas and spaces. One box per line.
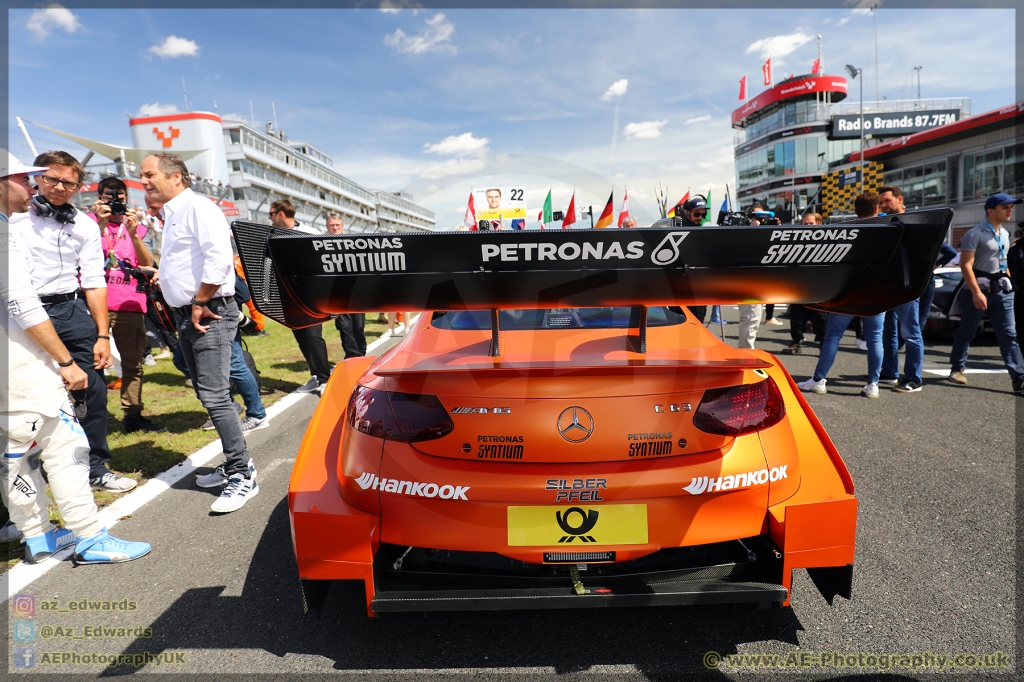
594, 191, 614, 229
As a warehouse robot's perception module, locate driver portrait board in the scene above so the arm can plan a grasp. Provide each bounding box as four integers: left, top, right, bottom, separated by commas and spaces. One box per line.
474, 186, 528, 230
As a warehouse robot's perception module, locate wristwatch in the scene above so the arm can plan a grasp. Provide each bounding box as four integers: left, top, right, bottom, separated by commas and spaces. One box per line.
190, 296, 209, 307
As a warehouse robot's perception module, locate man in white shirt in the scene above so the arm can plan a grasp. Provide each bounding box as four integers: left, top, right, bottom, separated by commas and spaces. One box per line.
269, 199, 331, 393
9, 151, 135, 494
1, 150, 150, 564
142, 152, 257, 513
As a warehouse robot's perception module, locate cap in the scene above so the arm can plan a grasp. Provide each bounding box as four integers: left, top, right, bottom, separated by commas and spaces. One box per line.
683, 195, 708, 211
1, 150, 48, 179
984, 192, 1023, 211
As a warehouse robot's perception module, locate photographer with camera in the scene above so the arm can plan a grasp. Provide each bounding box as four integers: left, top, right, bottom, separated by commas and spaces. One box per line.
90, 177, 165, 434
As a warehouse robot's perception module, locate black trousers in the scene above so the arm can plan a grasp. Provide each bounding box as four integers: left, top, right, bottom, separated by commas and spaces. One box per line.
45, 298, 112, 478
292, 324, 331, 384
687, 306, 708, 324
789, 304, 826, 344
335, 314, 367, 359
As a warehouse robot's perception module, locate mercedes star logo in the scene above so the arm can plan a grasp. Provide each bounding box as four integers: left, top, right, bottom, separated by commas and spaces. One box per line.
557, 407, 594, 443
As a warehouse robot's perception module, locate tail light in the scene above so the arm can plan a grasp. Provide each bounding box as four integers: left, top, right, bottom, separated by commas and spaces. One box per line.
693, 378, 785, 436
347, 385, 454, 442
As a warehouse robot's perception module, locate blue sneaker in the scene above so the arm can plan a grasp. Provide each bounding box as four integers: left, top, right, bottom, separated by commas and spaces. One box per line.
24, 527, 76, 564
73, 528, 151, 565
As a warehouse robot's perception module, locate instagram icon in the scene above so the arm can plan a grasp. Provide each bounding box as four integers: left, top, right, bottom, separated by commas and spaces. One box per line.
11, 594, 35, 617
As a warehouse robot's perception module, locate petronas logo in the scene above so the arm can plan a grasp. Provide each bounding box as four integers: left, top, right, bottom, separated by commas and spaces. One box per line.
651, 232, 689, 265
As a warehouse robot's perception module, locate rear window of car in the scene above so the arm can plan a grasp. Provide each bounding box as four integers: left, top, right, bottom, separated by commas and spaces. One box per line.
431, 307, 688, 330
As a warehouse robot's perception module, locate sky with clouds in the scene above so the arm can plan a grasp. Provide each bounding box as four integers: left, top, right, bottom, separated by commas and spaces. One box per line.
7, 4, 1017, 226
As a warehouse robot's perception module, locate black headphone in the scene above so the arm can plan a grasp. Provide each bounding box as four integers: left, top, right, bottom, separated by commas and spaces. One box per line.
31, 195, 78, 225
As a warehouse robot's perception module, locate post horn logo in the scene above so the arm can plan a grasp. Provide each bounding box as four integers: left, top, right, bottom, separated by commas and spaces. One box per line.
557, 407, 594, 443
556, 507, 599, 543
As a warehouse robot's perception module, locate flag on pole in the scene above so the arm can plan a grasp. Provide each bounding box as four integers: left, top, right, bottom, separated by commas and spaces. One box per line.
463, 191, 477, 230
595, 192, 614, 229
811, 58, 820, 75
562, 192, 577, 229
738, 75, 747, 100
762, 57, 772, 86
542, 188, 553, 229
617, 188, 630, 227
702, 190, 712, 226
673, 190, 690, 213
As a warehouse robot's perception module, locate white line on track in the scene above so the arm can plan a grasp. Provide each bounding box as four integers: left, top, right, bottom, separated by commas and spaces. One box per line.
923, 368, 1007, 375
1, 316, 414, 602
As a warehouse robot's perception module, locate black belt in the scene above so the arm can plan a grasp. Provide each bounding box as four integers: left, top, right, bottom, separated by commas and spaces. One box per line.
40, 290, 83, 305
172, 296, 232, 320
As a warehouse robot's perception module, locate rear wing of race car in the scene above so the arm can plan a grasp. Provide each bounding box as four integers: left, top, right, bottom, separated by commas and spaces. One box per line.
232, 208, 952, 330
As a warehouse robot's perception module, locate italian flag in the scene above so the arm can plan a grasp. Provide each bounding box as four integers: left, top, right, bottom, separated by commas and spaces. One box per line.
595, 191, 614, 229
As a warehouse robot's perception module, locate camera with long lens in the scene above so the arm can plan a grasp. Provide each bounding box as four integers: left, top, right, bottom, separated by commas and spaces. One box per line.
105, 190, 127, 216
717, 209, 781, 226
116, 258, 154, 293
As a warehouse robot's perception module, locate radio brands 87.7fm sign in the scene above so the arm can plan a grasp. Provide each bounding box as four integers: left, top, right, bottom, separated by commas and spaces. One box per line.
830, 109, 960, 139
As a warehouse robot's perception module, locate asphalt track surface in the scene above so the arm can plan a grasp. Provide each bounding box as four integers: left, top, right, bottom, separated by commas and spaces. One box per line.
5, 308, 1019, 680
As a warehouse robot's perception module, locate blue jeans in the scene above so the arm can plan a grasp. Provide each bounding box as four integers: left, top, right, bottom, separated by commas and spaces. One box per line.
882, 300, 924, 384
950, 287, 1024, 383
176, 299, 250, 476
708, 305, 722, 322
230, 339, 266, 420
173, 334, 265, 419
813, 313, 884, 383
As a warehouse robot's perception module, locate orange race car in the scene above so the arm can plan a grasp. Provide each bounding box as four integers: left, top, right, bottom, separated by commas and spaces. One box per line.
233, 208, 951, 618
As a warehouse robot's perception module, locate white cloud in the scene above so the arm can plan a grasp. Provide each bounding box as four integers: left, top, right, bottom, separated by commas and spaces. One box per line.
137, 102, 180, 117
384, 13, 456, 55
423, 132, 489, 156
380, 0, 421, 14
149, 35, 200, 59
421, 157, 486, 180
837, 17, 851, 27
623, 120, 667, 140
746, 32, 813, 60
27, 4, 80, 39
685, 114, 712, 124
601, 79, 629, 102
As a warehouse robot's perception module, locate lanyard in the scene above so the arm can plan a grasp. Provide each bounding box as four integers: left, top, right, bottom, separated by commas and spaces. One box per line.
982, 221, 1006, 263
104, 222, 125, 270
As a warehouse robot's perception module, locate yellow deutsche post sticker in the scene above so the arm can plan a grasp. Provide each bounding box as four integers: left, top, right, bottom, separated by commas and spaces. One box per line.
507, 504, 648, 546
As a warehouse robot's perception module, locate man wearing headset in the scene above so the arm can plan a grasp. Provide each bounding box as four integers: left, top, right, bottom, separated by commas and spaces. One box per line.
9, 151, 136, 494
1, 150, 150, 564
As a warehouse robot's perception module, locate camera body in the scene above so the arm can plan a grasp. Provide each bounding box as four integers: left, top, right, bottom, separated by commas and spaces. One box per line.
105, 190, 127, 216
718, 210, 782, 226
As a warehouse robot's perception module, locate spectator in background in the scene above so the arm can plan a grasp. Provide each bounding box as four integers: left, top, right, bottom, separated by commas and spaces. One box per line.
1007, 222, 1024, 357
326, 213, 367, 358
144, 152, 258, 513
90, 177, 165, 433
783, 212, 827, 353
622, 217, 637, 229
948, 193, 1024, 392
876, 186, 925, 393
797, 193, 886, 398
10, 151, 135, 493
269, 199, 331, 393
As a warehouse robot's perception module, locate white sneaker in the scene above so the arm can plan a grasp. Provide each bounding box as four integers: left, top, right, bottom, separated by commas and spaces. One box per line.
210, 472, 259, 513
856, 339, 868, 351
380, 328, 394, 339
197, 460, 256, 488
392, 328, 406, 337
861, 382, 879, 399
295, 377, 320, 394
0, 520, 23, 543
144, 354, 157, 366
766, 318, 783, 326
90, 472, 138, 493
797, 377, 827, 394
240, 415, 270, 434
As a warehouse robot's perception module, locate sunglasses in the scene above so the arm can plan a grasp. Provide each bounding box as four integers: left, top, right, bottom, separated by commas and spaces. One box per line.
690, 210, 708, 218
